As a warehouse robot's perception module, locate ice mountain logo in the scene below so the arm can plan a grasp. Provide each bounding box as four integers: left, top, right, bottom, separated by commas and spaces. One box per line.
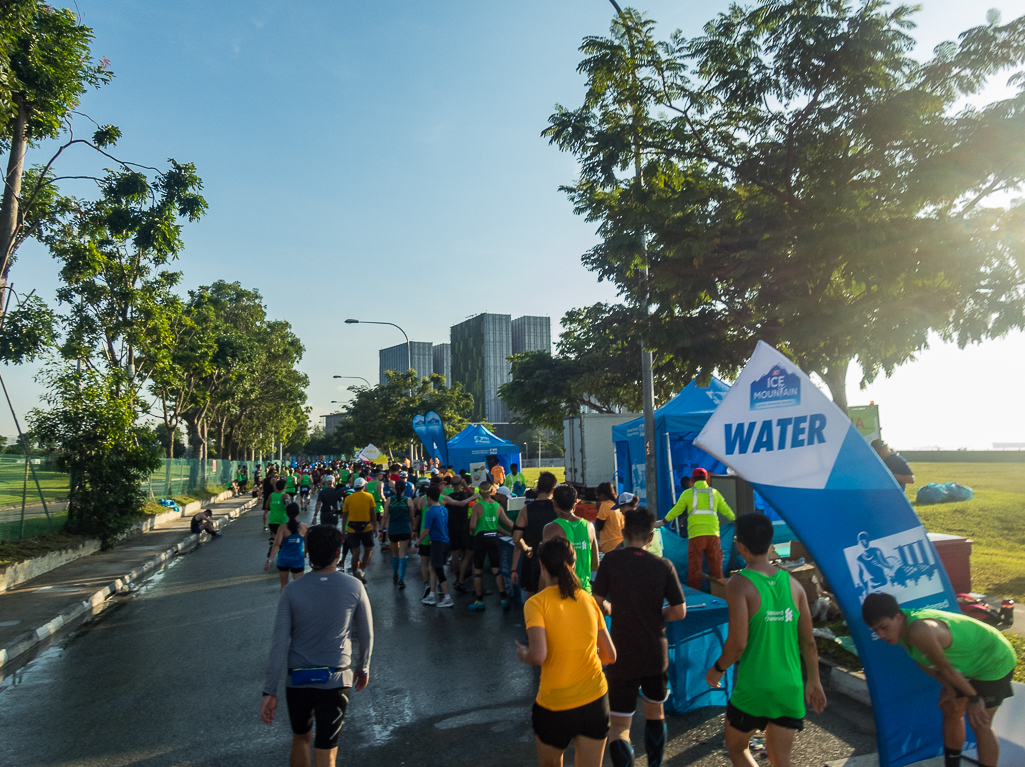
749, 366, 801, 410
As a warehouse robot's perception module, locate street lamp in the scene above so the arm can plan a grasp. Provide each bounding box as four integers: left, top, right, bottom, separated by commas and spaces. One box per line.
343, 318, 412, 377
332, 375, 372, 387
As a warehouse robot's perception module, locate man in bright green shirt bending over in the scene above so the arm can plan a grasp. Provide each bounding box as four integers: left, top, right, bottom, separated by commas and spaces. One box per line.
862, 592, 1017, 767
656, 468, 735, 589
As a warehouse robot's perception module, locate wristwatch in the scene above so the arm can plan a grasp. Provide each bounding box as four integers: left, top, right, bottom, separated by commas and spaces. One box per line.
714, 659, 726, 673
968, 694, 981, 704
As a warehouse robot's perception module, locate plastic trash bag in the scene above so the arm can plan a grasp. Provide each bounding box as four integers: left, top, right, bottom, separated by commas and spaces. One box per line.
915, 482, 973, 504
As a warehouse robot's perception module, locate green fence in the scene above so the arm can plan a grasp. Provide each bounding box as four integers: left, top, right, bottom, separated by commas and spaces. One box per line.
0, 455, 69, 543
1, 456, 271, 543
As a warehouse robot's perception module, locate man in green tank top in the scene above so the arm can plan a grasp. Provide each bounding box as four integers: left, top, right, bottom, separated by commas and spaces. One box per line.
862, 592, 1016, 767
467, 482, 515, 612
706, 513, 825, 767
542, 485, 599, 594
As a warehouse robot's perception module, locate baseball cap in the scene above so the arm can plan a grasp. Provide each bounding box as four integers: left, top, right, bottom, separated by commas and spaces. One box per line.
354, 477, 366, 488
691, 468, 709, 481
399, 471, 408, 477
430, 467, 439, 475
612, 492, 637, 510
496, 486, 512, 498
870, 438, 886, 450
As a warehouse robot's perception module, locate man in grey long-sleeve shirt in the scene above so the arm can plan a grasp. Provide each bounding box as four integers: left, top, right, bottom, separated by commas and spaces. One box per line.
261, 525, 374, 767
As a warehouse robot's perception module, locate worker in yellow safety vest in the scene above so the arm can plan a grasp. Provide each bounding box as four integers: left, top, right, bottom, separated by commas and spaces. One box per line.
656, 468, 735, 589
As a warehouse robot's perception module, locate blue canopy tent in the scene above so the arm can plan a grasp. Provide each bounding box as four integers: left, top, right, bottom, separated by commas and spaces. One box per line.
612, 378, 732, 520
446, 424, 521, 474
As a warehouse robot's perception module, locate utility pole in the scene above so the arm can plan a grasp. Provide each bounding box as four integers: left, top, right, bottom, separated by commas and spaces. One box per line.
608, 0, 658, 513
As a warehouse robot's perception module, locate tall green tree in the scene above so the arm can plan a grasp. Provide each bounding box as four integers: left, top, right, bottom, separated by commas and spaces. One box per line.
546, 3, 1025, 412
0, 2, 114, 289
335, 371, 474, 458
499, 302, 691, 431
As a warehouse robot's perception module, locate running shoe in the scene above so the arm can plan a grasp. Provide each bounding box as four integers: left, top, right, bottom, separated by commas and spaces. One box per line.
393, 573, 398, 584
468, 599, 486, 612
453, 582, 469, 593
501, 597, 511, 611
398, 579, 406, 590
422, 584, 431, 599
355, 569, 367, 583
422, 592, 437, 606
438, 595, 455, 608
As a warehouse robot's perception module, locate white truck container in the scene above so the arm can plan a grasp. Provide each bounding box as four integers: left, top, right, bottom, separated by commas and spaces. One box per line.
563, 413, 640, 490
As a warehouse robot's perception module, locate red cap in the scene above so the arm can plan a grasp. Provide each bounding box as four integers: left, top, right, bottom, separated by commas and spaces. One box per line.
691, 468, 709, 480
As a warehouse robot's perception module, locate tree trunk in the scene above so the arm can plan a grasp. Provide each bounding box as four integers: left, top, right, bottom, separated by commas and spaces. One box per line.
0, 96, 29, 288
818, 360, 850, 416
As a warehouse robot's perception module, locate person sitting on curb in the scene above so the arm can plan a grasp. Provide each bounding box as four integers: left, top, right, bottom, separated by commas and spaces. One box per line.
191, 509, 222, 539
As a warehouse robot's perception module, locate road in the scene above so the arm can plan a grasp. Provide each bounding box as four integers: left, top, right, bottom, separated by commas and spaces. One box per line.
0, 497, 876, 766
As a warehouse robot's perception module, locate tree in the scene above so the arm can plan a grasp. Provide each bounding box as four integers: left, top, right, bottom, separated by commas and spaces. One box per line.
545, 3, 1025, 412
0, 2, 114, 290
336, 371, 474, 458
30, 367, 161, 546
499, 302, 691, 431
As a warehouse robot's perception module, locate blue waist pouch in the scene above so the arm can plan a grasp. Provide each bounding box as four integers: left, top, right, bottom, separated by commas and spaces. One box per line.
289, 667, 334, 685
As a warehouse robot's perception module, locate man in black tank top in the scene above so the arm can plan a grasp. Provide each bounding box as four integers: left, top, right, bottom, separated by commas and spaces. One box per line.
511, 471, 559, 598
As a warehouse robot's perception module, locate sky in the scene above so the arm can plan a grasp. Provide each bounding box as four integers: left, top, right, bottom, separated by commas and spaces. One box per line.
1, 0, 1023, 451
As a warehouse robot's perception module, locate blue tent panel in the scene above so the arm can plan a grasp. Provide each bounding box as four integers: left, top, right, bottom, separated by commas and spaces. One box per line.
446, 424, 522, 473
612, 378, 731, 518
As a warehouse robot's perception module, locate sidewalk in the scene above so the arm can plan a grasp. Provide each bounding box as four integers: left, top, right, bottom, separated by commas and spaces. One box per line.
0, 494, 258, 671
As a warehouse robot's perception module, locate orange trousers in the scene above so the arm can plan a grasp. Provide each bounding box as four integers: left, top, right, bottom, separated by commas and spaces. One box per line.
688, 534, 723, 589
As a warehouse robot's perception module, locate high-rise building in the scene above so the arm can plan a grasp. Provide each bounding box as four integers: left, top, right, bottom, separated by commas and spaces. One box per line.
379, 341, 433, 385
512, 315, 552, 355
450, 314, 512, 423
432, 343, 451, 386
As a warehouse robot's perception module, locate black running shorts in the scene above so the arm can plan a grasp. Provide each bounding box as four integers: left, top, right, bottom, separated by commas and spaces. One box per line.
532, 694, 610, 750
346, 531, 374, 549
960, 671, 1015, 708
473, 533, 502, 570
285, 686, 349, 750
726, 701, 803, 732
607, 671, 669, 717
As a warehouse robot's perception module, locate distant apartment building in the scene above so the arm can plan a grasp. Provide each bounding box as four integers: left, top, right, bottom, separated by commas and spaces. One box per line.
432, 343, 452, 386
450, 313, 512, 423
512, 315, 552, 355
379, 341, 433, 385
323, 412, 348, 436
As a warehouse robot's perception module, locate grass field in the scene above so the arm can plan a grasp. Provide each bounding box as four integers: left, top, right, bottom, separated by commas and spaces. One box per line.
521, 466, 565, 486
908, 462, 1025, 601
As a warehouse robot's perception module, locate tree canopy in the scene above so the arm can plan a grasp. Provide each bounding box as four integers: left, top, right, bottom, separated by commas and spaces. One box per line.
545, 2, 1025, 411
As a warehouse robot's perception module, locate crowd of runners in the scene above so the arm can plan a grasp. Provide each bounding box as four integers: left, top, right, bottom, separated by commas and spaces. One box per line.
255, 459, 1017, 767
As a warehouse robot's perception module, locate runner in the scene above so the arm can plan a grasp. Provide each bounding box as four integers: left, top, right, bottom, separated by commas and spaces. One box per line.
706, 513, 826, 767
517, 536, 616, 767
413, 478, 434, 599
543, 485, 599, 594
237, 464, 249, 495
467, 482, 515, 612
341, 478, 377, 583
265, 502, 308, 592
299, 469, 313, 511
366, 470, 388, 552
315, 475, 343, 529
382, 480, 414, 589
190, 508, 222, 539
443, 475, 476, 593
861, 592, 1016, 767
511, 471, 559, 598
261, 469, 278, 529
592, 508, 686, 767
416, 486, 455, 607
285, 469, 298, 498
261, 525, 374, 767
593, 482, 623, 556
267, 478, 290, 558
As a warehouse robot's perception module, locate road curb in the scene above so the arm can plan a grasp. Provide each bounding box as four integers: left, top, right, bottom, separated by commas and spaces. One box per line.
820, 657, 872, 707
0, 497, 258, 672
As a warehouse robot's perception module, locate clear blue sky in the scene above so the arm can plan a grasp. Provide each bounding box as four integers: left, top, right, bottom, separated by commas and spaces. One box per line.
2, 0, 1023, 450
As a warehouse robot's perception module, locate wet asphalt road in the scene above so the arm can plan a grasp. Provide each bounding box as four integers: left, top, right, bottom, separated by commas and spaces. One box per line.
0, 497, 876, 766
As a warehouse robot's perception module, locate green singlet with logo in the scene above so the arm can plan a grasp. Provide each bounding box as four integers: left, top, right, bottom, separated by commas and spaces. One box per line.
553, 517, 593, 594
729, 569, 804, 719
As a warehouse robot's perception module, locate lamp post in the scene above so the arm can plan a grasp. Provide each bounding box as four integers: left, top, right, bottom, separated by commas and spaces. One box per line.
343, 319, 412, 380
605, 0, 658, 514
332, 375, 371, 388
